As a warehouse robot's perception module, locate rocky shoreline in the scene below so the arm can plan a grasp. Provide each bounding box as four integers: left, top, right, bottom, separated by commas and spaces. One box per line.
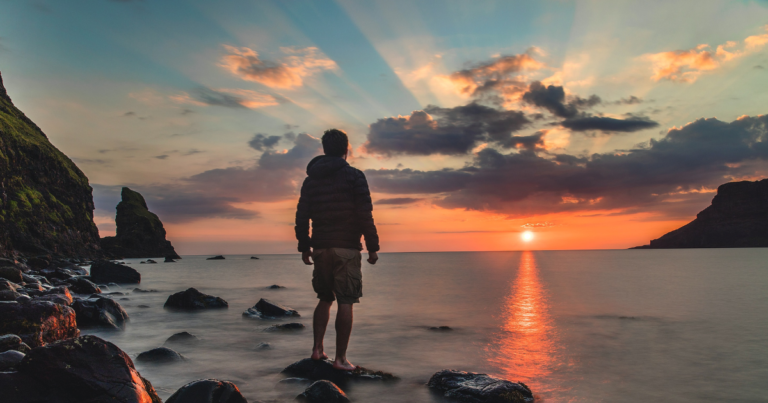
0, 255, 535, 403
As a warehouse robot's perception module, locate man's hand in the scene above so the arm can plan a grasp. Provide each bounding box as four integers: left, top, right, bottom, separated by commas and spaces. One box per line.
302, 249, 314, 265
367, 251, 378, 265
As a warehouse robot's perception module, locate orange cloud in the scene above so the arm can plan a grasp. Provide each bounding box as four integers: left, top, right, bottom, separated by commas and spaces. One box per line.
645, 25, 768, 83
219, 45, 337, 89
171, 88, 278, 109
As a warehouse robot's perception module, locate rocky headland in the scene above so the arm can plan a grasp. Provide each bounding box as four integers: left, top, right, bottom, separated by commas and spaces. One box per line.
635, 179, 768, 248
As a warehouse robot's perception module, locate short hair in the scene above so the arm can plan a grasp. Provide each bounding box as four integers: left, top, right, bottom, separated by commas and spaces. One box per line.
322, 129, 348, 157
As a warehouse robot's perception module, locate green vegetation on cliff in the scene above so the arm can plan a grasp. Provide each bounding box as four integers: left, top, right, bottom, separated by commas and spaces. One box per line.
0, 71, 101, 257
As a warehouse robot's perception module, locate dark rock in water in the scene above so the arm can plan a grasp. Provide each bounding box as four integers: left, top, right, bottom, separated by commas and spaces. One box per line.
635, 179, 768, 248
0, 301, 79, 347
255, 342, 271, 350
15, 295, 31, 304
72, 295, 129, 330
164, 288, 228, 310
146, 259, 157, 264
0, 335, 161, 403
104, 291, 125, 296
0, 334, 30, 354
138, 304, 149, 308
0, 350, 25, 371
429, 326, 453, 331
279, 377, 310, 384
0, 279, 20, 291
297, 380, 350, 403
0, 289, 21, 301
243, 298, 300, 319
250, 256, 259, 259
0, 72, 102, 258
90, 260, 141, 284
136, 347, 184, 363
164, 256, 176, 262
0, 266, 23, 283
282, 358, 397, 385
266, 323, 304, 331
428, 369, 533, 403
165, 331, 199, 345
134, 287, 159, 293
64, 276, 101, 294
100, 187, 181, 259
267, 284, 285, 289
166, 379, 246, 403
207, 255, 226, 260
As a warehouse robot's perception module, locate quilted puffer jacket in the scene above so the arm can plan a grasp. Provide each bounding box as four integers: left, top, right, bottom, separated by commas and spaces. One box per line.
295, 155, 379, 253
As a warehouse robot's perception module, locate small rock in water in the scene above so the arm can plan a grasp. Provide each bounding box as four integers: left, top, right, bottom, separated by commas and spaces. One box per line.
165, 331, 199, 345
243, 298, 300, 319
90, 260, 141, 284
297, 380, 349, 403
265, 323, 304, 331
255, 342, 271, 350
250, 256, 259, 259
133, 288, 159, 293
429, 326, 453, 331
108, 282, 119, 288
279, 377, 311, 385
120, 298, 130, 301
0, 350, 25, 371
165, 379, 246, 403
164, 256, 176, 263
136, 347, 184, 363
428, 369, 533, 403
164, 288, 228, 310
138, 305, 150, 308
145, 259, 157, 264
266, 284, 285, 289
282, 358, 397, 385
206, 255, 226, 260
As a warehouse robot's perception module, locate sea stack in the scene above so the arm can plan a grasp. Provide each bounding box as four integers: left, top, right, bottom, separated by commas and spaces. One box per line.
635, 179, 768, 248
100, 187, 181, 259
0, 71, 101, 257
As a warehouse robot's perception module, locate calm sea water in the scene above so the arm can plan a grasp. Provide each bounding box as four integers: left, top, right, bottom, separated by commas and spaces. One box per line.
83, 250, 768, 403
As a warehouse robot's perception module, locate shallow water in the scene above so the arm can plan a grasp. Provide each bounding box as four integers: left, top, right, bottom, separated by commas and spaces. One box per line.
84, 250, 768, 402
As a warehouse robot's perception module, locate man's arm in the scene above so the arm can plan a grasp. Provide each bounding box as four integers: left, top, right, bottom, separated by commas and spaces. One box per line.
295, 178, 312, 263
353, 170, 379, 259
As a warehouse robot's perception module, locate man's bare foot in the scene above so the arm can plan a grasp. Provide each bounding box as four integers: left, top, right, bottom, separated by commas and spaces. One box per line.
332, 358, 357, 371
311, 349, 328, 360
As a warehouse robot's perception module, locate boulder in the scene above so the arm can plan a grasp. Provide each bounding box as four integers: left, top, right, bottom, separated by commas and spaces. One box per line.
164, 256, 176, 262
15, 295, 31, 304
0, 279, 20, 291
0, 350, 25, 371
279, 377, 310, 384
64, 276, 101, 294
282, 358, 397, 385
0, 301, 78, 347
165, 331, 200, 345
255, 342, 271, 350
136, 347, 184, 363
90, 260, 141, 284
0, 334, 30, 354
25, 257, 49, 270
37, 266, 79, 281
28, 286, 73, 305
165, 379, 246, 403
266, 323, 304, 331
243, 298, 300, 319
146, 259, 157, 264
207, 255, 226, 260
297, 380, 350, 403
0, 289, 21, 301
164, 288, 228, 310
427, 369, 534, 403
0, 266, 23, 283
72, 295, 129, 330
0, 335, 161, 403
134, 287, 159, 293
266, 284, 285, 289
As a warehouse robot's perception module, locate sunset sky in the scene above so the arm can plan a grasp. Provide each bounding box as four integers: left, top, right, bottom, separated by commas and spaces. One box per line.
2, 0, 768, 254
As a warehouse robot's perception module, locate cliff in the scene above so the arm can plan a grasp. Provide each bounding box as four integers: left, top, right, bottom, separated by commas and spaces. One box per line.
635, 179, 768, 248
0, 71, 101, 257
100, 187, 180, 258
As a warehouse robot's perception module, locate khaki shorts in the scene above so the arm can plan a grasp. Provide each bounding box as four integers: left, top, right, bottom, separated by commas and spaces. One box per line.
312, 248, 363, 304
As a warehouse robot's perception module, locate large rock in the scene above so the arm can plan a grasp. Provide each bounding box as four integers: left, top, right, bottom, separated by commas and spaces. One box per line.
427, 369, 534, 403
100, 187, 181, 259
282, 358, 397, 385
136, 347, 184, 363
636, 179, 768, 248
164, 288, 228, 310
0, 301, 78, 347
0, 289, 21, 301
64, 276, 101, 294
72, 295, 129, 330
0, 335, 161, 403
166, 379, 247, 403
165, 331, 200, 345
0, 278, 20, 291
0, 266, 23, 283
90, 260, 141, 283
0, 72, 101, 258
0, 334, 30, 353
243, 298, 300, 319
297, 380, 349, 403
0, 350, 25, 371
28, 285, 73, 305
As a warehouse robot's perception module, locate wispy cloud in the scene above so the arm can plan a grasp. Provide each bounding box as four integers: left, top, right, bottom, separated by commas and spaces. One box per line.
219, 45, 337, 89
171, 87, 278, 109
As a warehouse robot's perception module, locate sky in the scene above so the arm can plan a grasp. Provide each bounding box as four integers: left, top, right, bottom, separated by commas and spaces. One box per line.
2, 0, 768, 254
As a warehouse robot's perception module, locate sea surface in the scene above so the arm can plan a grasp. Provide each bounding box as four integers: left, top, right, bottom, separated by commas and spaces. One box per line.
83, 250, 768, 403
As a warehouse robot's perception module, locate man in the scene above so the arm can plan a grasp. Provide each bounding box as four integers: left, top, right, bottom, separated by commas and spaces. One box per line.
295, 128, 379, 371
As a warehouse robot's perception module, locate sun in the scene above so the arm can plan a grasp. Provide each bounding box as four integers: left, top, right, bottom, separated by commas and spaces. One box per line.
521, 231, 534, 242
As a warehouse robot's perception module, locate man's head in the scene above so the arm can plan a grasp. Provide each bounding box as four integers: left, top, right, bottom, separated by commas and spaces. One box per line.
322, 129, 348, 157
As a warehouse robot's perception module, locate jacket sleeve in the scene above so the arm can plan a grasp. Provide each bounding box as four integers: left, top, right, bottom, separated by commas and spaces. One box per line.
295, 177, 312, 252
353, 170, 380, 252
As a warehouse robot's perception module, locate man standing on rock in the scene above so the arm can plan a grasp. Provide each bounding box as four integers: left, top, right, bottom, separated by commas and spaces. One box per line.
295, 128, 379, 371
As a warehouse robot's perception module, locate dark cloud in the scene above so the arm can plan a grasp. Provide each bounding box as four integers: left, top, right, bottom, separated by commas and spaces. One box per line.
248, 133, 282, 151
447, 50, 544, 101
181, 108, 194, 115
123, 111, 136, 117
364, 102, 530, 156
561, 116, 659, 133
376, 197, 424, 205
612, 96, 644, 105
183, 149, 203, 156
366, 115, 768, 219
191, 88, 248, 109
522, 81, 599, 118
755, 65, 765, 70
154, 155, 169, 160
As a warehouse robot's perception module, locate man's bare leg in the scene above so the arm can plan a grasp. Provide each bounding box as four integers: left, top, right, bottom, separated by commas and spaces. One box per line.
312, 300, 333, 360
333, 303, 356, 370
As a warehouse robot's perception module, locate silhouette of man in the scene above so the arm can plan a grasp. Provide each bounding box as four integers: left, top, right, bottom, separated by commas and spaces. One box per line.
295, 128, 379, 371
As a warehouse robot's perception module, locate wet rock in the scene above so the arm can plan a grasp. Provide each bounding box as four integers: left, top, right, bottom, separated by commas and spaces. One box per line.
266, 323, 304, 331
0, 266, 23, 283
138, 304, 149, 308
0, 301, 79, 347
282, 358, 397, 385
134, 287, 159, 293
164, 288, 228, 310
32, 293, 72, 306
166, 379, 246, 403
146, 259, 157, 264
15, 295, 31, 304
207, 255, 226, 260
0, 350, 25, 371
64, 277, 101, 294
297, 380, 350, 403
243, 298, 300, 319
429, 326, 453, 331
427, 369, 533, 403
266, 284, 285, 289
279, 377, 310, 384
0, 289, 21, 301
90, 260, 141, 284
165, 331, 199, 345
0, 335, 161, 403
0, 334, 30, 354
72, 295, 129, 330
250, 256, 259, 259
164, 256, 176, 262
255, 342, 271, 350
136, 347, 184, 363
22, 282, 43, 292
26, 257, 49, 270
0, 279, 20, 291
108, 282, 119, 287
37, 266, 79, 281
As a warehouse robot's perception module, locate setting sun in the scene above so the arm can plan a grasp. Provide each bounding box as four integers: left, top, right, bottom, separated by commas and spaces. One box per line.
522, 231, 535, 242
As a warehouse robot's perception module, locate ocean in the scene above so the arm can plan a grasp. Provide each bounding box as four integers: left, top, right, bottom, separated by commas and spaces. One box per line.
83, 250, 768, 402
